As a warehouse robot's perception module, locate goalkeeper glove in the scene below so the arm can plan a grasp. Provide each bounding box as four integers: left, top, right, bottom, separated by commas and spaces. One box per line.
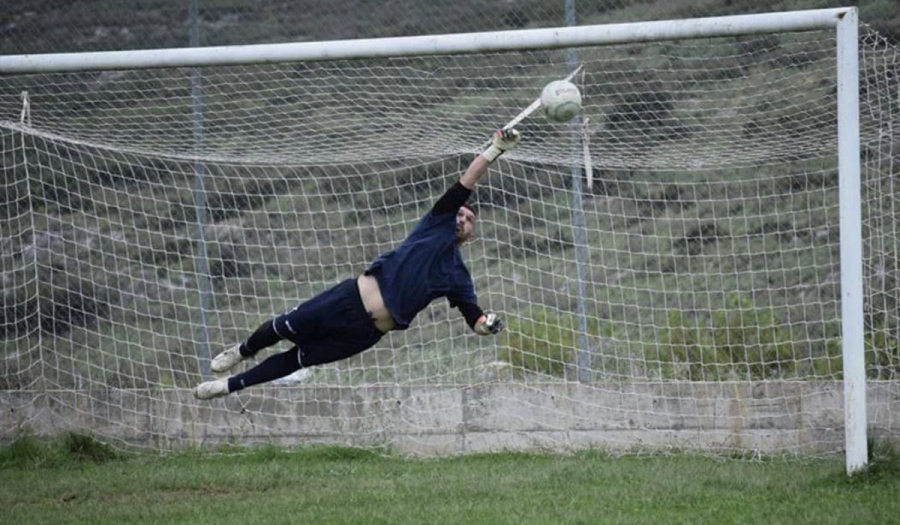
481, 129, 521, 163
474, 313, 504, 336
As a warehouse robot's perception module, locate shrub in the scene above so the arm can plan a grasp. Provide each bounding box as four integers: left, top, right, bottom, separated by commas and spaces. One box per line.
865, 323, 900, 380
501, 307, 603, 379
651, 294, 795, 380
0, 432, 120, 468
62, 432, 120, 463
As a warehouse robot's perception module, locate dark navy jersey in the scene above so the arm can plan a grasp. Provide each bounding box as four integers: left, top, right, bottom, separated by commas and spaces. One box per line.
365, 185, 478, 330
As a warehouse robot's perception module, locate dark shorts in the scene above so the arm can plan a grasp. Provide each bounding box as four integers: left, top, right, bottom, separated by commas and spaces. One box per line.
273, 279, 385, 368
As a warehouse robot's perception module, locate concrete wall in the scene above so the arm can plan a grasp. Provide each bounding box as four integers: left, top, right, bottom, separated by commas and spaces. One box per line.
2, 381, 898, 455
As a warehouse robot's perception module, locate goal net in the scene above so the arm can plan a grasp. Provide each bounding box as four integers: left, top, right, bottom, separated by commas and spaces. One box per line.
1, 11, 898, 459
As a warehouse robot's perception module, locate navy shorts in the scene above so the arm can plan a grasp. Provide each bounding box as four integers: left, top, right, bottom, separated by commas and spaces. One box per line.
273, 279, 385, 368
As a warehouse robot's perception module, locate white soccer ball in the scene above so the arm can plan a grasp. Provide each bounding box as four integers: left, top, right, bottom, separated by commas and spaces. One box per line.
540, 80, 582, 123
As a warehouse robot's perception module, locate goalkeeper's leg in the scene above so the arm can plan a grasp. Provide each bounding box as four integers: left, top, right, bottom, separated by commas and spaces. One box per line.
196, 324, 384, 400
213, 278, 359, 375
226, 346, 302, 393
195, 278, 385, 400
212, 277, 354, 375
195, 346, 302, 400
211, 320, 283, 375
195, 331, 382, 399
226, 326, 381, 392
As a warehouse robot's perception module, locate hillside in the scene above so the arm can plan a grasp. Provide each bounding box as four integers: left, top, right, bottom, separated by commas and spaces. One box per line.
1, 0, 899, 391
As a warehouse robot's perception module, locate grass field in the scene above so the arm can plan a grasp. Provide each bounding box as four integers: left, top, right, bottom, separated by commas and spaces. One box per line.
2, 436, 900, 525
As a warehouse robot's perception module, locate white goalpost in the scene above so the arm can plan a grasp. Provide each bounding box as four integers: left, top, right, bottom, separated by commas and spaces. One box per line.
834, 8, 866, 474
1, 8, 897, 475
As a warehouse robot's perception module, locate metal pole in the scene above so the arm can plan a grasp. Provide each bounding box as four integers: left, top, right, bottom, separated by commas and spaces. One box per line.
189, 0, 214, 380
0, 8, 853, 74
565, 0, 591, 383
836, 7, 867, 475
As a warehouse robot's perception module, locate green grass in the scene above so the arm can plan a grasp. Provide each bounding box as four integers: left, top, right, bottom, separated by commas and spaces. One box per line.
2, 435, 900, 525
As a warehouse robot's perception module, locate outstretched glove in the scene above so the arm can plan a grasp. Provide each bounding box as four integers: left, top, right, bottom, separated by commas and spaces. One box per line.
474, 313, 505, 336
481, 129, 521, 163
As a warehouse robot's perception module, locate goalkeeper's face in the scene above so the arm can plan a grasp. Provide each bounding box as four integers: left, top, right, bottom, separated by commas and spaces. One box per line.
455, 206, 476, 244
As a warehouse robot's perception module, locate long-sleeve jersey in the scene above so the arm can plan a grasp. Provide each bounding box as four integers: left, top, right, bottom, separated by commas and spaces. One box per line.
365, 182, 482, 330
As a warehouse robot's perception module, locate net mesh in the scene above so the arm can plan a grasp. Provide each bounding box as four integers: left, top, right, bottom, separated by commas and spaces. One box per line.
1, 26, 898, 455
0, 32, 848, 166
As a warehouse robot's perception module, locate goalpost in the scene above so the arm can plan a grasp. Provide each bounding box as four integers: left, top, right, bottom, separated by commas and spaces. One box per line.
0, 8, 895, 474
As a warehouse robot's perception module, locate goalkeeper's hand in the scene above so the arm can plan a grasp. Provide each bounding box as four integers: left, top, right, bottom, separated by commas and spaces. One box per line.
481, 129, 521, 163
474, 313, 504, 336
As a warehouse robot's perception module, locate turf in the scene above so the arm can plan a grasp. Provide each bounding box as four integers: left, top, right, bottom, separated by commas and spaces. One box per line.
2, 438, 899, 525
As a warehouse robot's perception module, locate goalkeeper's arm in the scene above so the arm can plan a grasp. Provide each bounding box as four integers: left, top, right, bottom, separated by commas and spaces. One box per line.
432, 128, 521, 215
457, 302, 504, 336
458, 128, 521, 190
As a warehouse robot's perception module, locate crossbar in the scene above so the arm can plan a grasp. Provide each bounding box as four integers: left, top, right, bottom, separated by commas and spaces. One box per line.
0, 8, 852, 74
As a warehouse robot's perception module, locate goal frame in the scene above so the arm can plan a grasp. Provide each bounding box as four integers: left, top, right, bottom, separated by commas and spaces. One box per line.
0, 7, 866, 474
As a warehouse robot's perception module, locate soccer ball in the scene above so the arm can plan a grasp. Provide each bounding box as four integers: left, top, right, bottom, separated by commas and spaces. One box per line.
540, 80, 582, 123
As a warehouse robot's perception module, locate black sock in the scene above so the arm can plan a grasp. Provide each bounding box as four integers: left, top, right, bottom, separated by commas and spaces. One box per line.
227, 347, 301, 393
240, 320, 283, 357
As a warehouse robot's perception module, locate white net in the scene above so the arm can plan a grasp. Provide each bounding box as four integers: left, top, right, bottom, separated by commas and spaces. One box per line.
1, 25, 899, 455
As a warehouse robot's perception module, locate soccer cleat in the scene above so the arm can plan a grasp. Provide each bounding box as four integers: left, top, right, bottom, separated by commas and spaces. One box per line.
211, 344, 244, 375
193, 379, 230, 400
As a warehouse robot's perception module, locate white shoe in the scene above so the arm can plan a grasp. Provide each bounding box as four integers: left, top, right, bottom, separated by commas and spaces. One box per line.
211, 344, 244, 374
193, 379, 230, 400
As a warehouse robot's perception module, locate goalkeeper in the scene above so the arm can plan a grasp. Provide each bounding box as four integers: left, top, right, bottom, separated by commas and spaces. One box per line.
194, 129, 520, 399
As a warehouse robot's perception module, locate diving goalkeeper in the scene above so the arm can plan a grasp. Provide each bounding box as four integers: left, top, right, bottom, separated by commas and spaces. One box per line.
194, 129, 521, 400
